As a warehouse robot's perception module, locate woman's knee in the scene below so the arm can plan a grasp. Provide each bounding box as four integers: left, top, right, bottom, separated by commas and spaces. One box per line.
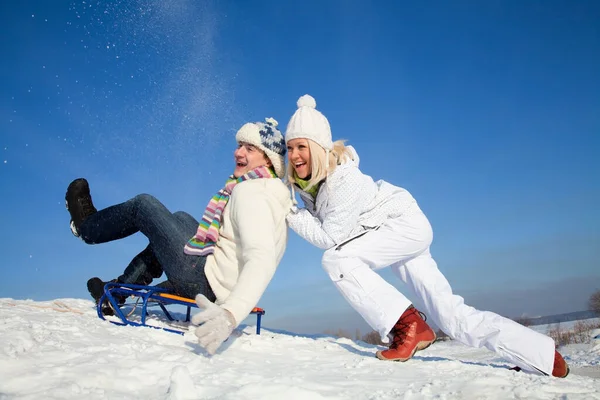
403, 210, 434, 248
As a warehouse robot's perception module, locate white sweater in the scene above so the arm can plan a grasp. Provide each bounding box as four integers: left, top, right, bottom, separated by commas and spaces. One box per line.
287, 147, 416, 250
204, 178, 292, 325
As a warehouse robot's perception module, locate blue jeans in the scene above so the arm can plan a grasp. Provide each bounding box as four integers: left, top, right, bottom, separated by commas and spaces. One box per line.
79, 194, 216, 301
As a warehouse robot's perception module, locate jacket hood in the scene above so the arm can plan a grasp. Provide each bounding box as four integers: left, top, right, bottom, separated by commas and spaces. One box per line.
343, 145, 360, 168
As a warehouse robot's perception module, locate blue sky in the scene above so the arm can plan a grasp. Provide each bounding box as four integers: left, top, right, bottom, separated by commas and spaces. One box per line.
1, 0, 599, 336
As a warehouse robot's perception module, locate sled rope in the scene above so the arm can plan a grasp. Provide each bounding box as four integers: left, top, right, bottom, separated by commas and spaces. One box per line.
125, 296, 141, 318
4, 301, 84, 315
104, 294, 140, 318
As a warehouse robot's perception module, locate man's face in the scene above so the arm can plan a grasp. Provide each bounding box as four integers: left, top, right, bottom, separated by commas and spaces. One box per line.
233, 142, 271, 178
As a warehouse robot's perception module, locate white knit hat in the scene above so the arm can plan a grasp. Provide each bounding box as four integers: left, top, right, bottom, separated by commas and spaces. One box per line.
235, 117, 286, 178
285, 94, 333, 150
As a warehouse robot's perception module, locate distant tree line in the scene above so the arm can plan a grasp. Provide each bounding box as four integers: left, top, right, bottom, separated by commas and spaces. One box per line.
590, 289, 600, 315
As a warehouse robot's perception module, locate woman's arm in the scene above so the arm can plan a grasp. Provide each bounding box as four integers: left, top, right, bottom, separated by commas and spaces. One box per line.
319, 166, 371, 244
286, 208, 336, 249
287, 166, 371, 248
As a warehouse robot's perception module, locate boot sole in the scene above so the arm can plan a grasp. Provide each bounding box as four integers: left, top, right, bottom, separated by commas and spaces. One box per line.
375, 337, 437, 362
555, 366, 570, 378
416, 331, 437, 351
376, 345, 418, 362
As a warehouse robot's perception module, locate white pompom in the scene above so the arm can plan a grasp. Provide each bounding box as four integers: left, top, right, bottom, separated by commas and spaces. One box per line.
297, 94, 316, 109
265, 117, 278, 127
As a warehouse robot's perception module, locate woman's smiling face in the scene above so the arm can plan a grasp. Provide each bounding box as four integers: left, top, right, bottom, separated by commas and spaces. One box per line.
287, 138, 312, 179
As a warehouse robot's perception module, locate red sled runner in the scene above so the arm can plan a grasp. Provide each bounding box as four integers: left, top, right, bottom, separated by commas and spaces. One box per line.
95, 282, 265, 335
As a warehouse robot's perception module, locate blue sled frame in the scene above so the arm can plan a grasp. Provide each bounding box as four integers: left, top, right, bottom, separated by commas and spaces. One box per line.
96, 282, 265, 335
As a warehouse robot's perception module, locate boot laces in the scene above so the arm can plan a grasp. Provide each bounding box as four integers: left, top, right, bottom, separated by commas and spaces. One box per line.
389, 320, 412, 349
389, 308, 428, 350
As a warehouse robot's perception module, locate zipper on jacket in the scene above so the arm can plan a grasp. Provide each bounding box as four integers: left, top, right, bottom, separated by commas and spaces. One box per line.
335, 226, 380, 251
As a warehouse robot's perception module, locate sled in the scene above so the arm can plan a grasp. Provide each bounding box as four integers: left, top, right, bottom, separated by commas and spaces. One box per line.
95, 282, 265, 335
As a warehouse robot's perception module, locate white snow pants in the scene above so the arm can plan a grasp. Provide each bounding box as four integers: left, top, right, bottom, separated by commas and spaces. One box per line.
321, 203, 556, 375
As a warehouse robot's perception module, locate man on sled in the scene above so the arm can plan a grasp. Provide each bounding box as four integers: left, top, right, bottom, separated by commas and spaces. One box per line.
65, 117, 292, 354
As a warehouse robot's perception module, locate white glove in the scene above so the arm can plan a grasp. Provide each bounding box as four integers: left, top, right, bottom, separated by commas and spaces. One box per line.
191, 294, 236, 355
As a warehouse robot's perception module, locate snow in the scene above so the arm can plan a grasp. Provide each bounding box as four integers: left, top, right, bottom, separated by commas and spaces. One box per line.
1, 298, 599, 399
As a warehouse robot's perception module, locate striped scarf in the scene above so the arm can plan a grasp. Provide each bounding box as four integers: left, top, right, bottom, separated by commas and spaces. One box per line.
184, 166, 276, 256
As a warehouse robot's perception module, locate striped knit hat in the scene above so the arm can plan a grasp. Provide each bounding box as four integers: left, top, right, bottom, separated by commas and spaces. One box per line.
235, 117, 286, 178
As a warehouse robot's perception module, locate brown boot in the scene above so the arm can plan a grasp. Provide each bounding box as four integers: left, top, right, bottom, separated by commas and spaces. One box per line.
376, 305, 437, 362
552, 350, 569, 378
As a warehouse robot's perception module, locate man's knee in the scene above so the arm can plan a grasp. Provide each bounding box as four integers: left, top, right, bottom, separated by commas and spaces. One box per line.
133, 193, 159, 209
173, 210, 194, 222
132, 194, 167, 219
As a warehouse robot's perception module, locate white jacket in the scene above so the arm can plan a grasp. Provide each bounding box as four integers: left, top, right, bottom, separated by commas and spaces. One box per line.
204, 178, 292, 325
286, 147, 416, 250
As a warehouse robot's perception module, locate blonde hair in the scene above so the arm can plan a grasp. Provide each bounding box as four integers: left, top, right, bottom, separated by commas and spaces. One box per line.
287, 139, 351, 191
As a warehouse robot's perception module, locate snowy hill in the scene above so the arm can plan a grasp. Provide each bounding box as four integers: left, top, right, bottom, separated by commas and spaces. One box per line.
1, 298, 599, 399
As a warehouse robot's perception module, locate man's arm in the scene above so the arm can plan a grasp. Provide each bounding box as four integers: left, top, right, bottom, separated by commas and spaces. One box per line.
219, 182, 283, 325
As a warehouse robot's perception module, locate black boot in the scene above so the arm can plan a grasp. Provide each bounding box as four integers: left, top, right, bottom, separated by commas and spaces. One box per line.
65, 178, 97, 237
117, 246, 163, 286
146, 252, 164, 279
87, 277, 125, 316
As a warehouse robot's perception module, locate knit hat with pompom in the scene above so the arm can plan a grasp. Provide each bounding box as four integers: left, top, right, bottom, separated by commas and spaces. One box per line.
285, 94, 333, 150
235, 117, 286, 178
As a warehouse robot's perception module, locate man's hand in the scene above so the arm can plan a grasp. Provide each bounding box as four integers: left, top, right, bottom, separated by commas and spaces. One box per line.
191, 294, 236, 355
